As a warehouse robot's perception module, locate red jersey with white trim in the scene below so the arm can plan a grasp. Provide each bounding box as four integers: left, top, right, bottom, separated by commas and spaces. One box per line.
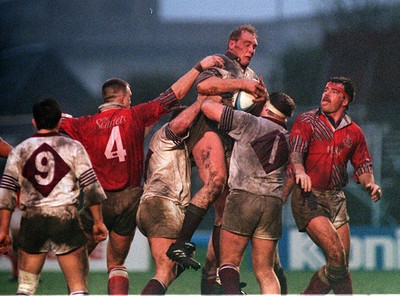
289, 109, 373, 190
0, 132, 106, 211
59, 88, 179, 191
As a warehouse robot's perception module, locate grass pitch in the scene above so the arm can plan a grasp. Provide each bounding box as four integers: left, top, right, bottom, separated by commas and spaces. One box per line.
1, 245, 399, 294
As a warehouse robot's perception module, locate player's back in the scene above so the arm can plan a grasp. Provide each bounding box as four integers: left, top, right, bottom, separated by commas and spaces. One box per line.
4, 133, 90, 209
60, 107, 147, 191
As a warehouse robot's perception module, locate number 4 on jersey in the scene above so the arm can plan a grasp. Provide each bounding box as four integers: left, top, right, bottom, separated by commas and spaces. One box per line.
104, 126, 127, 162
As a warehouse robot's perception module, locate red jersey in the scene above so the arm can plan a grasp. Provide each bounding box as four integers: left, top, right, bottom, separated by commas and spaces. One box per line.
60, 88, 178, 191
289, 109, 373, 190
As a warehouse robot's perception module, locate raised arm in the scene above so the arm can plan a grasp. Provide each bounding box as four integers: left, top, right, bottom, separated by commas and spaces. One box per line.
170, 95, 222, 136
200, 98, 225, 123
171, 56, 225, 100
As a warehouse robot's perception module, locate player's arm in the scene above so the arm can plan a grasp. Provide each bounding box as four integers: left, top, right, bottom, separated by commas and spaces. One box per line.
289, 151, 312, 192
88, 204, 108, 243
171, 55, 225, 100
170, 95, 222, 136
197, 76, 266, 101
0, 138, 13, 158
358, 173, 382, 202
282, 170, 295, 204
0, 209, 12, 254
200, 98, 225, 123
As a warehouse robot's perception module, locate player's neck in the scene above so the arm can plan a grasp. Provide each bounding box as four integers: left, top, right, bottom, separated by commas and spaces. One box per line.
37, 127, 59, 134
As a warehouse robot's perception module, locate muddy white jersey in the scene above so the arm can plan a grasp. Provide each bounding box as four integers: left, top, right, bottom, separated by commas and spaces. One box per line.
0, 132, 106, 211
141, 123, 191, 208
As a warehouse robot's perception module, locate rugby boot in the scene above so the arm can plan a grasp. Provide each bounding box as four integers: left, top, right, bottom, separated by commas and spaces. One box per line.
166, 242, 201, 270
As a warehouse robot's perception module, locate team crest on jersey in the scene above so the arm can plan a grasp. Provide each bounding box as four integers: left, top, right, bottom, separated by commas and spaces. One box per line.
22, 143, 71, 197
344, 135, 353, 148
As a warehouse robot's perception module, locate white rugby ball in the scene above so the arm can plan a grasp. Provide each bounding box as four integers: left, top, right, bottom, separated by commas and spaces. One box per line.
232, 90, 256, 111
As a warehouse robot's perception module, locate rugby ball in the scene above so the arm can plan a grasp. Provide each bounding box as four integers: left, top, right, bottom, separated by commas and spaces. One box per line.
232, 90, 256, 112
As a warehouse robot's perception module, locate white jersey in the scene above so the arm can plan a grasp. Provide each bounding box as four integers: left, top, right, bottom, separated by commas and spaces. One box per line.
219, 107, 290, 200
0, 132, 106, 212
141, 123, 191, 208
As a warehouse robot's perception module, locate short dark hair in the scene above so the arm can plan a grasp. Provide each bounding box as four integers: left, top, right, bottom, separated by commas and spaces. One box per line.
269, 92, 296, 118
32, 97, 62, 130
102, 78, 130, 102
227, 24, 258, 48
328, 76, 356, 104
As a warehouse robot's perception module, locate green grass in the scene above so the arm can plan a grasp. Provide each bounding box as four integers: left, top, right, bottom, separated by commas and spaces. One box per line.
1, 270, 400, 294
1, 246, 400, 295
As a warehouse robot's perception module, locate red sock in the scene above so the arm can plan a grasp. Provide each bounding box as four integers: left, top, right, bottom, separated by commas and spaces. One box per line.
219, 264, 240, 295
302, 270, 331, 295
332, 272, 353, 295
108, 266, 129, 295
141, 278, 167, 295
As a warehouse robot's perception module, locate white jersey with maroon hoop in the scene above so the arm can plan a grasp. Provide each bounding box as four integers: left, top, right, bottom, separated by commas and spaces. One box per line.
0, 132, 106, 212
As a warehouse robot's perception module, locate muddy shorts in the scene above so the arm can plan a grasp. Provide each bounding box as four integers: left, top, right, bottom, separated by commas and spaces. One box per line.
80, 186, 143, 236
291, 186, 350, 232
18, 205, 87, 255
136, 196, 186, 238
222, 189, 282, 240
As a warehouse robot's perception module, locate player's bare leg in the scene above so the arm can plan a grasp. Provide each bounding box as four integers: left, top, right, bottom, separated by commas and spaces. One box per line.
141, 238, 178, 295
17, 250, 47, 295
332, 223, 352, 294
201, 188, 227, 294
273, 247, 288, 294
201, 237, 219, 294
218, 229, 249, 294
107, 231, 133, 295
167, 131, 227, 270
303, 216, 349, 294
57, 246, 89, 294
251, 237, 280, 294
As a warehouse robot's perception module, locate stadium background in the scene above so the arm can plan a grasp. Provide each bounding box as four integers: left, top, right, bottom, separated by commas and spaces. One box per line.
1, 1, 400, 294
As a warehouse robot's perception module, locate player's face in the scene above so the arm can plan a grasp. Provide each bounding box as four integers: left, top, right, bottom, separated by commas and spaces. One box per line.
229, 31, 258, 67
320, 83, 349, 115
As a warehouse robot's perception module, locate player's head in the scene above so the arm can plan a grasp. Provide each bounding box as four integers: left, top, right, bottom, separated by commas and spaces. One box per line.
32, 97, 62, 130
102, 78, 132, 107
227, 24, 258, 67
321, 76, 355, 114
262, 92, 296, 121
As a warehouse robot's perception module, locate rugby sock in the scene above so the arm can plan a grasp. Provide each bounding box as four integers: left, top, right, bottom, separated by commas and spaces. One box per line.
325, 264, 353, 295
219, 264, 240, 295
274, 265, 288, 294
17, 270, 40, 295
302, 268, 331, 294
332, 272, 353, 294
141, 278, 167, 295
201, 268, 217, 294
108, 266, 129, 295
176, 204, 207, 243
